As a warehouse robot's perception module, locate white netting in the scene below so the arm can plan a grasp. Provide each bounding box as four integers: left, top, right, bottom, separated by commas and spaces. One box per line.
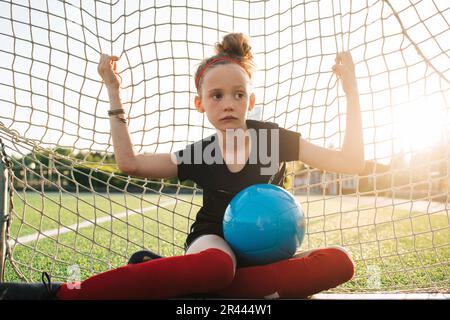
0, 0, 449, 292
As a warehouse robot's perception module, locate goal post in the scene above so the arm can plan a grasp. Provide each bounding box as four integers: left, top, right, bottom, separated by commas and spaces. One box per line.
0, 140, 11, 282
0, 0, 448, 294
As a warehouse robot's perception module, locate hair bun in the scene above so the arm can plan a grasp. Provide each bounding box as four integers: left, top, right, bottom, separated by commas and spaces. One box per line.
194, 33, 255, 91
215, 33, 253, 61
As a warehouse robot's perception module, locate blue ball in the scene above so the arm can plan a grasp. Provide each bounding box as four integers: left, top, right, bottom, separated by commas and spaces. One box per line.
223, 184, 305, 266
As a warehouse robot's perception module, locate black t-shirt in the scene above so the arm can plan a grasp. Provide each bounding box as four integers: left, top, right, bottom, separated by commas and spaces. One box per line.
174, 119, 301, 231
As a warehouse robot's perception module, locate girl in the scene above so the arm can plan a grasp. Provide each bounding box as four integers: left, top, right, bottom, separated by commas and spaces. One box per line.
0, 33, 364, 300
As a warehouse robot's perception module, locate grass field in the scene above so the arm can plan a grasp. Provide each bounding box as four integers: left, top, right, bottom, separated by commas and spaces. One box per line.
3, 191, 449, 292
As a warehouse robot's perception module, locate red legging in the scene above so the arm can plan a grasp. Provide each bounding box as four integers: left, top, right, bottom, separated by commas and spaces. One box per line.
56, 247, 353, 300
217, 247, 355, 299
56, 248, 234, 300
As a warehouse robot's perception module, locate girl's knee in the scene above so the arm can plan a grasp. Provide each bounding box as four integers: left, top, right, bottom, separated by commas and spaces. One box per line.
186, 235, 237, 271
199, 248, 236, 287
185, 235, 237, 288
328, 245, 352, 259
324, 246, 355, 281
308, 246, 355, 282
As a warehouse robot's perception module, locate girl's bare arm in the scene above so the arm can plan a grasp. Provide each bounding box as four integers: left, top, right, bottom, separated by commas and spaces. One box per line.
98, 54, 178, 179
298, 52, 365, 175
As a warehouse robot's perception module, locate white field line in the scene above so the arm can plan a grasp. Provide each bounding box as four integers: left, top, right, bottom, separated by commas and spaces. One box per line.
8, 199, 177, 246
295, 195, 448, 214
8, 196, 448, 246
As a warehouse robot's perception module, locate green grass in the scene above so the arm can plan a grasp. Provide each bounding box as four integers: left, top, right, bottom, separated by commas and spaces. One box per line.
5, 191, 201, 282
3, 191, 449, 292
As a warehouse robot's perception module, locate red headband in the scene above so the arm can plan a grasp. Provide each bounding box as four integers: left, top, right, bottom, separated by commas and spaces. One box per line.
195, 56, 244, 90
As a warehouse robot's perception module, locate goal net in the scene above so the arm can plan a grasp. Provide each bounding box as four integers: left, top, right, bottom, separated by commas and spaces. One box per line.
0, 0, 448, 293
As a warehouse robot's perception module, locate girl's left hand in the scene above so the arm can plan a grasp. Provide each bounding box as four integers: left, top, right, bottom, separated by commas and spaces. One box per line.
332, 51, 358, 96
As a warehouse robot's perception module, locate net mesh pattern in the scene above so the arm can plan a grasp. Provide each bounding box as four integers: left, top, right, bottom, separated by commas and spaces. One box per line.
0, 0, 448, 292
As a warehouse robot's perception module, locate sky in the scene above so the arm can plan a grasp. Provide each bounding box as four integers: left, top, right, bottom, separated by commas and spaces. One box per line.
0, 0, 449, 166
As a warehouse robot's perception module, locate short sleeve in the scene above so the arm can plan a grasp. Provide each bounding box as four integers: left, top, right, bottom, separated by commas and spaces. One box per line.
279, 127, 301, 162
174, 143, 196, 182
247, 119, 301, 163
173, 135, 216, 184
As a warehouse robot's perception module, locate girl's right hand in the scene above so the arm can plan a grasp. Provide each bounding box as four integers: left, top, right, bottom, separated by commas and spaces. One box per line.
97, 54, 121, 91
332, 51, 358, 97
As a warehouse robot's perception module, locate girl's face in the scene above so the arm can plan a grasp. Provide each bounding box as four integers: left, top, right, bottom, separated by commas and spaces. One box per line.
195, 63, 255, 132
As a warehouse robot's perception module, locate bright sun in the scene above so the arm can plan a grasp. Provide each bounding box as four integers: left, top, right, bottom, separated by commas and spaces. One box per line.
395, 96, 447, 152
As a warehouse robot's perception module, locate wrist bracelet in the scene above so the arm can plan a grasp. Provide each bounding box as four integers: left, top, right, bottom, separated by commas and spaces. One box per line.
108, 108, 125, 116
